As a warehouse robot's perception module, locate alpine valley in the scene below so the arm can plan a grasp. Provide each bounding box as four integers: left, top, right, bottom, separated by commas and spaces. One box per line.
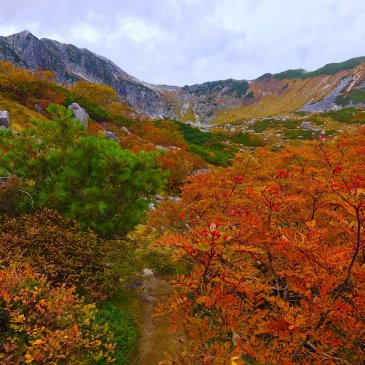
1, 29, 365, 365
1, 30, 365, 123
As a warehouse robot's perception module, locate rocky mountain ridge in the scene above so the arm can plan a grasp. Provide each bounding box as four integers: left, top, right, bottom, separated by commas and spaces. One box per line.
1, 30, 365, 123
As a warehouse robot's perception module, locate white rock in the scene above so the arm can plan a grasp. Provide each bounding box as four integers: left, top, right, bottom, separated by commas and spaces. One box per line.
68, 103, 89, 127
122, 126, 131, 135
0, 111, 10, 128
142, 268, 155, 278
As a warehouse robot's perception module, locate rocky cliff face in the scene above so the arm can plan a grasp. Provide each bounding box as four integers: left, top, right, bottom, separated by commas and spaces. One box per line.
1, 30, 365, 123
0, 30, 166, 118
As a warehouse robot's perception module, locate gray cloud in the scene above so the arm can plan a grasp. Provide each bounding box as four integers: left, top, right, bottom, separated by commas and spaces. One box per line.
0, 0, 364, 85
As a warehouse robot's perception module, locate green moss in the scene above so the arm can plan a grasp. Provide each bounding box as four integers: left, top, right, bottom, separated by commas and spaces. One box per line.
174, 121, 266, 166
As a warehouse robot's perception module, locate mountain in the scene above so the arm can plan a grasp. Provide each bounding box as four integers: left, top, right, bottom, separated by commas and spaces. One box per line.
1, 30, 365, 123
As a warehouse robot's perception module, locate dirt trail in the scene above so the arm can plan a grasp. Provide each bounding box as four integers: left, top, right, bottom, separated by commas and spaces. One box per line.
136, 272, 178, 365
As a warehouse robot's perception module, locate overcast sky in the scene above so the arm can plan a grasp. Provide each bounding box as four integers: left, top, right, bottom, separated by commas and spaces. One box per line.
0, 0, 364, 85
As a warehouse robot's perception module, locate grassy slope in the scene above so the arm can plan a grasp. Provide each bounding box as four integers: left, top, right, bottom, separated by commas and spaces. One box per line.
337, 88, 365, 106
212, 77, 335, 124
0, 93, 50, 128
212, 65, 365, 125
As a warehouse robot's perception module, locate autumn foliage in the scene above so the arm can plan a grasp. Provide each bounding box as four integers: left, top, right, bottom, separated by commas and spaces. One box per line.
0, 264, 115, 364
69, 81, 119, 108
150, 128, 365, 364
0, 61, 64, 109
0, 209, 120, 301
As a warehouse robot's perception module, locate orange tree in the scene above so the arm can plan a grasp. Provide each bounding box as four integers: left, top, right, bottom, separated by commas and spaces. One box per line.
69, 81, 119, 108
0, 61, 64, 108
150, 129, 365, 364
0, 264, 115, 364
157, 148, 207, 193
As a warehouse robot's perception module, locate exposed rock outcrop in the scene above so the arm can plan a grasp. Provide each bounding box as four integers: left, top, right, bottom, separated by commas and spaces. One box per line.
68, 103, 89, 127
0, 111, 10, 129
34, 104, 43, 113
105, 130, 119, 142
139, 269, 172, 302
0, 30, 169, 120
298, 76, 352, 113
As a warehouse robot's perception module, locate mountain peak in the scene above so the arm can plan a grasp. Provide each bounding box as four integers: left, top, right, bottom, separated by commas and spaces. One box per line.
8, 29, 35, 39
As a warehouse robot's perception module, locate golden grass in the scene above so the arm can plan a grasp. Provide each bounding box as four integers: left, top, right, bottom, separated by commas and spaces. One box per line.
0, 93, 49, 128
212, 65, 365, 125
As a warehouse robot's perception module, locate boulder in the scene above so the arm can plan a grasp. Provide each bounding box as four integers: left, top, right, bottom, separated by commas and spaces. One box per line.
141, 268, 172, 299
191, 169, 209, 176
142, 268, 155, 278
0, 111, 10, 128
68, 103, 89, 127
140, 293, 159, 303
168, 196, 181, 202
105, 131, 119, 142
34, 104, 43, 113
142, 277, 172, 298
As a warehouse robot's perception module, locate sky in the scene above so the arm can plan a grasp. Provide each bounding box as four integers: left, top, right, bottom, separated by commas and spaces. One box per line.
0, 0, 364, 86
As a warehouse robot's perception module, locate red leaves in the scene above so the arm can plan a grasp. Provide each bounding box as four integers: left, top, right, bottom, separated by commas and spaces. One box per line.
233, 175, 245, 185
331, 339, 341, 346
333, 165, 342, 175
152, 127, 365, 364
317, 135, 328, 141
276, 169, 289, 179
